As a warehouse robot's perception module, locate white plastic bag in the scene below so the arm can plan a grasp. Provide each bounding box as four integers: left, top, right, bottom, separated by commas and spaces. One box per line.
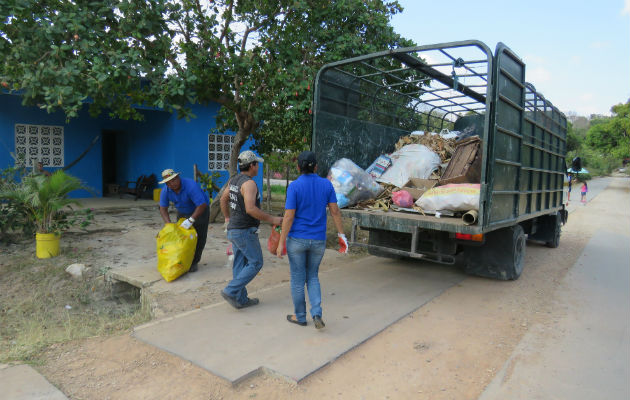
376, 144, 440, 188
328, 158, 383, 208
415, 183, 480, 213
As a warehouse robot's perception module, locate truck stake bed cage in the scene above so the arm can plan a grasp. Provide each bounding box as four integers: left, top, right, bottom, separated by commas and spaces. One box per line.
312, 40, 568, 280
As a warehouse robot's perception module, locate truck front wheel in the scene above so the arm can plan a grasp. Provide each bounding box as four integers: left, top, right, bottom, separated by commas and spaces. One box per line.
463, 225, 526, 280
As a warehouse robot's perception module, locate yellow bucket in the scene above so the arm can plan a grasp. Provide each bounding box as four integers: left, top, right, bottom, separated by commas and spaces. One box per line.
153, 188, 161, 202
36, 232, 60, 258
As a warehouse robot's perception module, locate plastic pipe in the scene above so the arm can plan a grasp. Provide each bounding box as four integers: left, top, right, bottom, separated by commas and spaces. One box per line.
462, 209, 478, 225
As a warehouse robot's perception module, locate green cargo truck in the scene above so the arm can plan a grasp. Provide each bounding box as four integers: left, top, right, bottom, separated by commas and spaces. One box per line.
312, 40, 568, 280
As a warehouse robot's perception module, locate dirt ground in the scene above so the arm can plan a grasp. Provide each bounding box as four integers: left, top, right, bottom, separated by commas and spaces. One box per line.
31, 178, 626, 400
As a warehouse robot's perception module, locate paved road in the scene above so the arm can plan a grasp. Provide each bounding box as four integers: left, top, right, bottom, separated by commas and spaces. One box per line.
481, 176, 630, 400
564, 176, 610, 212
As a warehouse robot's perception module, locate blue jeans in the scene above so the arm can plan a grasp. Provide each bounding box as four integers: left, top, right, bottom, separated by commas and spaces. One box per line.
286, 237, 326, 323
224, 227, 264, 304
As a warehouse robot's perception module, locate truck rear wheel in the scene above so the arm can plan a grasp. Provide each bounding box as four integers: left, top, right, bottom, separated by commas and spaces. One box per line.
464, 225, 526, 280
545, 214, 562, 248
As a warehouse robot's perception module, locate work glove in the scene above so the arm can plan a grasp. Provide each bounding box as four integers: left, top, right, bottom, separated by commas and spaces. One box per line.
338, 233, 349, 254
180, 217, 194, 230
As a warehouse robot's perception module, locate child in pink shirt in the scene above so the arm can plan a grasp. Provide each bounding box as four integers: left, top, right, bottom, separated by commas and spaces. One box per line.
580, 182, 588, 203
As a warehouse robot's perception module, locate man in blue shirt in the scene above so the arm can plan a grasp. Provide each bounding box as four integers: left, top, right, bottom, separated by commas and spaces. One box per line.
159, 169, 210, 272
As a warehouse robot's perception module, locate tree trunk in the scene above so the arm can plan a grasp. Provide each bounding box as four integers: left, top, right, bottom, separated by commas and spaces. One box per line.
265, 162, 271, 211
285, 163, 290, 193
208, 111, 257, 223
208, 182, 228, 222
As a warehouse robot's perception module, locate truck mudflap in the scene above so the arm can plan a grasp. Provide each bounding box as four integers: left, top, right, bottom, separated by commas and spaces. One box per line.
560, 205, 568, 224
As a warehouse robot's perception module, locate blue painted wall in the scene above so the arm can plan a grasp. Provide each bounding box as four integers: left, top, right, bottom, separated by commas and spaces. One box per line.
0, 95, 263, 199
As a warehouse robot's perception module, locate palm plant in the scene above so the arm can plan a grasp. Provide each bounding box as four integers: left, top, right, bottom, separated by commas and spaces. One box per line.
0, 170, 86, 234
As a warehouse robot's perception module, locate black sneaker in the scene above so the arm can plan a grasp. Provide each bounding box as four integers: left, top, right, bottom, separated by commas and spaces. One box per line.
239, 297, 259, 309
221, 291, 241, 309
313, 315, 325, 329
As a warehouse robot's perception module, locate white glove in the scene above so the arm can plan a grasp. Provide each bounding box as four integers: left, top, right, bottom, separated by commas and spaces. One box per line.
180, 217, 194, 229
338, 233, 349, 254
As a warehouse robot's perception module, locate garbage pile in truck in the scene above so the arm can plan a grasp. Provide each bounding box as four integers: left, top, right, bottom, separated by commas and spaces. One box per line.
327, 130, 483, 225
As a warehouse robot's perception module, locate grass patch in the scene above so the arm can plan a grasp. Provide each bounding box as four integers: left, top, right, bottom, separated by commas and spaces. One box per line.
263, 184, 287, 195
0, 243, 150, 363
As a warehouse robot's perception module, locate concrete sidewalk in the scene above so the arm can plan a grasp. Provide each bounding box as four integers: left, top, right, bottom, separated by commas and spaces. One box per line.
0, 364, 67, 400
74, 196, 158, 211
133, 256, 465, 384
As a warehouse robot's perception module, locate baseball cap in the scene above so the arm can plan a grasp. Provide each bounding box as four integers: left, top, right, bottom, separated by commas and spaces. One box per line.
297, 151, 317, 169
159, 168, 180, 184
238, 150, 264, 166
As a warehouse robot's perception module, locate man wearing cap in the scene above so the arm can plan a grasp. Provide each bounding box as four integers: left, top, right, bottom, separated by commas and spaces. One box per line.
158, 169, 210, 272
219, 150, 283, 309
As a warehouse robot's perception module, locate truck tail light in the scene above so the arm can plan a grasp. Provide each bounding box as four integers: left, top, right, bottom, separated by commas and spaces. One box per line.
455, 233, 484, 242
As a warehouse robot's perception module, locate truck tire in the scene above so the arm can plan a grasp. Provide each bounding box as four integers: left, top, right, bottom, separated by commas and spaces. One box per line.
545, 213, 562, 248
528, 213, 562, 248
464, 225, 526, 280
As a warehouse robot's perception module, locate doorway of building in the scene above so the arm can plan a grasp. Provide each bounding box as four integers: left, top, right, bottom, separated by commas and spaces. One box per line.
101, 130, 120, 196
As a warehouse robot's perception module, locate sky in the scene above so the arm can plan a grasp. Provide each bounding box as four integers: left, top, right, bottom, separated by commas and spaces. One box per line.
391, 0, 630, 117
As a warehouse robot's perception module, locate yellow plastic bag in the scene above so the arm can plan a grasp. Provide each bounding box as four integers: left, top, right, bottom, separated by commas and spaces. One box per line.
156, 218, 198, 282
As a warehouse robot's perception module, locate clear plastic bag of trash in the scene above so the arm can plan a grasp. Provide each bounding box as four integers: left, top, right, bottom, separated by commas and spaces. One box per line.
376, 144, 441, 188
328, 158, 383, 208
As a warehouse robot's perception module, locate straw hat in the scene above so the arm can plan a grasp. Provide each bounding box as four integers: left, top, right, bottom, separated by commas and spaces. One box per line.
159, 168, 180, 184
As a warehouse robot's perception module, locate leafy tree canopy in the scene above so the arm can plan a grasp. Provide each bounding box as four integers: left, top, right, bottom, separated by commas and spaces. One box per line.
0, 0, 187, 120
1, 0, 414, 220
167, 0, 414, 170
585, 101, 630, 160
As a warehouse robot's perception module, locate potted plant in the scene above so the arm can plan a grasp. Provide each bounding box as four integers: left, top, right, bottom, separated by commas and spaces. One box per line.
0, 170, 90, 258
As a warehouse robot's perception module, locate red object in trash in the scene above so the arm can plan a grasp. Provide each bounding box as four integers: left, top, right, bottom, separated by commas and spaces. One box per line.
392, 190, 414, 208
267, 225, 287, 255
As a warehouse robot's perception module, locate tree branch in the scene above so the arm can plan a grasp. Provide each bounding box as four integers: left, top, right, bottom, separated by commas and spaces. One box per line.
219, 0, 234, 46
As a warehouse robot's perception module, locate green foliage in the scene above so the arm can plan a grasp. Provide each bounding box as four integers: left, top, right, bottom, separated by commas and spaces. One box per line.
566, 121, 583, 152
585, 102, 630, 161
53, 207, 95, 232
565, 101, 629, 175
0, 164, 32, 240
196, 171, 221, 202
568, 146, 619, 177
0, 170, 91, 234
0, 0, 190, 121
2, 0, 413, 178
263, 184, 287, 196
171, 0, 414, 171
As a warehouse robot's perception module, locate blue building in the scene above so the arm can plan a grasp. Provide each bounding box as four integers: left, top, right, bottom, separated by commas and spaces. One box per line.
0, 93, 263, 199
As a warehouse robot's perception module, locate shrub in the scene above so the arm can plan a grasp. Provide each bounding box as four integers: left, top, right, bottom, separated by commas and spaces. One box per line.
0, 170, 92, 235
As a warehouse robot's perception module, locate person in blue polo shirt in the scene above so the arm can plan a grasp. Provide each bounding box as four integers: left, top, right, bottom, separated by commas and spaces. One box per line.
158, 169, 209, 272
276, 151, 348, 329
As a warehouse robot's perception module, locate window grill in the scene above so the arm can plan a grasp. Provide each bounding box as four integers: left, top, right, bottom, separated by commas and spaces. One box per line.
208, 133, 234, 170
14, 124, 64, 167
